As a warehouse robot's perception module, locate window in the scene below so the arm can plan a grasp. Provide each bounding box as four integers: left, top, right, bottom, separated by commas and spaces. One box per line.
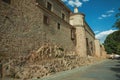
47, 2, 52, 11
86, 38, 89, 47
90, 41, 93, 52
71, 28, 76, 45
86, 38, 90, 55
62, 13, 65, 20
71, 29, 75, 40
57, 23, 60, 30
2, 0, 11, 4
43, 15, 49, 24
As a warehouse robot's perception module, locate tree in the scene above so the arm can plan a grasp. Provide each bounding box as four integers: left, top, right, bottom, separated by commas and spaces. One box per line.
104, 8, 120, 54
104, 31, 120, 54
113, 8, 120, 30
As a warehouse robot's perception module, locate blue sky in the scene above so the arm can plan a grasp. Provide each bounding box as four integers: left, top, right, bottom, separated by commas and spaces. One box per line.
61, 0, 120, 43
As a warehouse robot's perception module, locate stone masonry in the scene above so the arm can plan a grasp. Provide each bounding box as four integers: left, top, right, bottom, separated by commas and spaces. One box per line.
70, 7, 96, 57
70, 12, 87, 57
0, 0, 107, 79
0, 0, 106, 58
0, 0, 75, 57
94, 39, 101, 57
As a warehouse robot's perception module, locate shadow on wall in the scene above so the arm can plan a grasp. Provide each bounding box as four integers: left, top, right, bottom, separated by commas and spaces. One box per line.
110, 60, 120, 80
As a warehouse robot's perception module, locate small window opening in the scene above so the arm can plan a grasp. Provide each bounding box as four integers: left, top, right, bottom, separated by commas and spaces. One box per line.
47, 2, 52, 11
57, 23, 60, 30
90, 41, 93, 53
62, 13, 65, 20
71, 29, 76, 45
2, 0, 11, 4
86, 38, 89, 47
71, 29, 75, 40
43, 15, 49, 25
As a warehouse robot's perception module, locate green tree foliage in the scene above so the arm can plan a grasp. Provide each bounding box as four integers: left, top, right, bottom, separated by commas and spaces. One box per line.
113, 8, 120, 30
104, 31, 120, 54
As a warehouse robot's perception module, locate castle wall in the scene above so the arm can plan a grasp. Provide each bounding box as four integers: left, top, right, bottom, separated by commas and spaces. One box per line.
84, 23, 95, 56
0, 0, 75, 57
36, 0, 70, 23
70, 12, 96, 57
100, 45, 107, 58
0, 0, 106, 58
75, 26, 87, 57
85, 31, 95, 56
94, 39, 101, 57
70, 14, 87, 57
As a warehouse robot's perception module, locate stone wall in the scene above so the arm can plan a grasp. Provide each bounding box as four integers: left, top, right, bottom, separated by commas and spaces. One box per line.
94, 39, 101, 57
75, 26, 87, 57
0, 43, 103, 79
84, 23, 95, 56
0, 0, 75, 57
70, 13, 87, 57
69, 12, 96, 57
100, 45, 107, 58
36, 0, 70, 23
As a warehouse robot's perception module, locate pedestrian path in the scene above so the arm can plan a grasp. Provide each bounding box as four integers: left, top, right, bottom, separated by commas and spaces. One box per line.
34, 59, 119, 80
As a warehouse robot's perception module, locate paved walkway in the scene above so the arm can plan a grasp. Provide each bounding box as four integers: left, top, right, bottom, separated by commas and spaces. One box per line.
36, 59, 120, 80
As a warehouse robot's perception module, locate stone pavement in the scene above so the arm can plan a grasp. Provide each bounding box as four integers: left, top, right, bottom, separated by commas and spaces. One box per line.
35, 59, 120, 80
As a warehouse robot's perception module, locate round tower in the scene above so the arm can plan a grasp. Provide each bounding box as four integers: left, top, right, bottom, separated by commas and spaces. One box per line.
69, 7, 87, 57
70, 7, 85, 26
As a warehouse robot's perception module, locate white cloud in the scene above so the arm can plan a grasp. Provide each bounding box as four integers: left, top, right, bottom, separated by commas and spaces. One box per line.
101, 14, 107, 18
98, 9, 115, 20
61, 0, 90, 7
82, 0, 89, 2
68, 0, 75, 7
94, 31, 100, 34
95, 29, 117, 43
107, 10, 115, 13
61, 0, 68, 2
68, 0, 82, 7
107, 14, 112, 17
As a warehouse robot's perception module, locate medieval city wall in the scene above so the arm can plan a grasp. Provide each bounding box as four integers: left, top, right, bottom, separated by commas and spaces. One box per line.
36, 0, 70, 22
84, 24, 95, 56
94, 39, 101, 57
0, 0, 75, 57
85, 32, 95, 56
0, 0, 107, 79
100, 45, 107, 58
70, 14, 87, 57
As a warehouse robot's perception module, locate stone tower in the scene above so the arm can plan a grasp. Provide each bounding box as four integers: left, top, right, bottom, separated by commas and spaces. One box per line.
94, 39, 101, 57
70, 7, 87, 57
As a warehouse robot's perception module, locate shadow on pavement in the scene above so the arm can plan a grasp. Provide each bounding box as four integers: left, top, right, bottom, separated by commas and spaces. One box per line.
116, 74, 120, 78
110, 60, 120, 80
111, 67, 120, 73
116, 74, 120, 80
